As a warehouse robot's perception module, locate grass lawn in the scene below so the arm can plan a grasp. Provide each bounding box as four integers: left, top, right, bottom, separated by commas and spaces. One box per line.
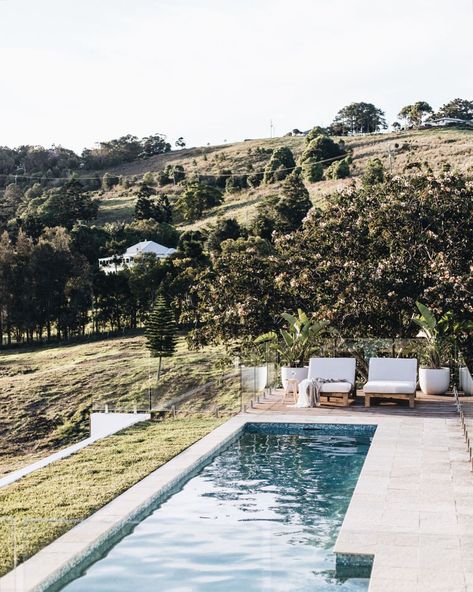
0, 417, 223, 577
0, 335, 238, 477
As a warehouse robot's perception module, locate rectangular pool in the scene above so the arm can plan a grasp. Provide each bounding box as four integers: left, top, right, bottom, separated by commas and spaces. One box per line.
59, 423, 374, 591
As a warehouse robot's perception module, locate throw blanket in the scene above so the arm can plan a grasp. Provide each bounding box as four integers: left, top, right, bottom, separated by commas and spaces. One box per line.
292, 378, 350, 408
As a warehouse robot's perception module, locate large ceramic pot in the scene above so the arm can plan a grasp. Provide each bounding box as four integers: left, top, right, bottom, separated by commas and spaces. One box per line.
459, 367, 473, 396
241, 365, 268, 392
281, 366, 308, 392
419, 367, 450, 395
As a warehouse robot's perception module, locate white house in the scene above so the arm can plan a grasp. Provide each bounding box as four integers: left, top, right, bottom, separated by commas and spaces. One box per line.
98, 240, 176, 274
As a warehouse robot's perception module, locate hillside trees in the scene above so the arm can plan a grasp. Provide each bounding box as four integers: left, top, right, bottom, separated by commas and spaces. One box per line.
300, 135, 346, 164
434, 98, 473, 121
184, 171, 473, 342
176, 183, 223, 222
362, 158, 386, 186
145, 294, 178, 385
0, 228, 92, 343
134, 183, 172, 223
20, 180, 98, 233
263, 147, 296, 183
398, 101, 433, 128
331, 102, 387, 134
0, 184, 24, 227
252, 171, 312, 238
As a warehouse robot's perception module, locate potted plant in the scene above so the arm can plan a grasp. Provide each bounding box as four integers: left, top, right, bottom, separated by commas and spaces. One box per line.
237, 339, 270, 393
255, 309, 329, 391
413, 302, 451, 395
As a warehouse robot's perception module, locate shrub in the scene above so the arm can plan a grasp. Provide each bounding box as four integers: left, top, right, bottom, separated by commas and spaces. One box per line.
176, 183, 223, 222
263, 147, 295, 184
300, 135, 346, 164
326, 158, 350, 179
305, 126, 329, 143
362, 158, 385, 186
302, 161, 324, 183
247, 170, 264, 188
102, 173, 120, 191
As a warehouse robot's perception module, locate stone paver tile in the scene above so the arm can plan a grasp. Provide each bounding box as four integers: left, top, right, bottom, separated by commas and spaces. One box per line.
418, 547, 463, 569
419, 533, 461, 550
377, 532, 420, 547
371, 564, 417, 582
368, 577, 418, 592
419, 511, 458, 534
380, 510, 420, 532
417, 569, 466, 592
457, 514, 473, 535
374, 545, 419, 568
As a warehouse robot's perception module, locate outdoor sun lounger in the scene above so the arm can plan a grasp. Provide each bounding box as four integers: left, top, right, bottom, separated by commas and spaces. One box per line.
302, 357, 356, 407
363, 357, 417, 408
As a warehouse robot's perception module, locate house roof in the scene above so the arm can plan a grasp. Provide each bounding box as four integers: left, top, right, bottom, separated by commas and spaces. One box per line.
124, 240, 176, 257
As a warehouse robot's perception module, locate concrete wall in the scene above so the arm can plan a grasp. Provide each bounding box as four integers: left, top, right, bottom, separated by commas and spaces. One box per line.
90, 412, 151, 439
1, 412, 151, 490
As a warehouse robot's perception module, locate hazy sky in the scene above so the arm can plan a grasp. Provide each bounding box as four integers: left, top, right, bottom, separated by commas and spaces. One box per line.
0, 0, 472, 153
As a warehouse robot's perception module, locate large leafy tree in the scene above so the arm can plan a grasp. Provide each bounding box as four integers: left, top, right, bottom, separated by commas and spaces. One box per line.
331, 102, 387, 134
276, 172, 473, 336
434, 98, 473, 121
398, 101, 433, 127
186, 171, 473, 342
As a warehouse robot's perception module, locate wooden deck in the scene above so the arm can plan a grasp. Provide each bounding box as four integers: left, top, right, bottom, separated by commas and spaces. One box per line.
246, 389, 462, 418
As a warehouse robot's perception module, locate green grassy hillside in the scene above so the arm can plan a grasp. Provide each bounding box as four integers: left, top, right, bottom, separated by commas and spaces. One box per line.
0, 335, 238, 478
94, 128, 473, 230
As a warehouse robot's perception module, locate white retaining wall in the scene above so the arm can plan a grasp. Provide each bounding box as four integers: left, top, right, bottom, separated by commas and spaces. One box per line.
0, 412, 151, 490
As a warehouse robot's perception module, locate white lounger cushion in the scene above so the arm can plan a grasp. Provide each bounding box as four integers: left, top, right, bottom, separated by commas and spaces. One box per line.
320, 381, 352, 393
367, 357, 417, 383
363, 380, 416, 394
307, 357, 356, 385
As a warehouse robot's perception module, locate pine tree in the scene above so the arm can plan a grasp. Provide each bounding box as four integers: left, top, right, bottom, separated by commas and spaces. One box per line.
274, 170, 312, 232
145, 295, 178, 382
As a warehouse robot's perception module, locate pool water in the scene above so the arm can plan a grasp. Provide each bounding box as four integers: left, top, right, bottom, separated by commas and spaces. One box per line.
61, 424, 374, 592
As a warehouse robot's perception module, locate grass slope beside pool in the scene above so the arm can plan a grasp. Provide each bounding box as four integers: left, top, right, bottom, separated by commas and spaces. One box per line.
0, 417, 222, 577
0, 335, 236, 477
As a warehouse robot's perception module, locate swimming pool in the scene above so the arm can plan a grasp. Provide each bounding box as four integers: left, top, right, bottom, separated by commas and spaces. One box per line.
60, 423, 374, 591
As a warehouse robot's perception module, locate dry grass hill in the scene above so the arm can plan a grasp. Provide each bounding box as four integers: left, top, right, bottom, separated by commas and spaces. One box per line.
93, 128, 473, 230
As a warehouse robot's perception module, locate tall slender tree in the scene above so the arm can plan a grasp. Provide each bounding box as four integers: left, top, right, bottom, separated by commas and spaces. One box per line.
145, 294, 178, 385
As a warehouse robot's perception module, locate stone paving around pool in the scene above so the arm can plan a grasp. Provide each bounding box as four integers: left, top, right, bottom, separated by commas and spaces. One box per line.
1, 391, 472, 592
248, 392, 473, 592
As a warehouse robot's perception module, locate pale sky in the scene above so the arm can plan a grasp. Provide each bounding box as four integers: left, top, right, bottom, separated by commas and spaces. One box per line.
0, 0, 472, 153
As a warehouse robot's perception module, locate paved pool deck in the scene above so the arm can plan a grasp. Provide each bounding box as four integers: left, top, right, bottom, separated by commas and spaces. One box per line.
248, 391, 473, 592
1, 391, 472, 592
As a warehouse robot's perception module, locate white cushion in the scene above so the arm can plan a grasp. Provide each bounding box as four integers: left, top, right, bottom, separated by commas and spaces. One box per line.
308, 357, 356, 384
368, 358, 417, 383
320, 381, 352, 393
363, 380, 416, 394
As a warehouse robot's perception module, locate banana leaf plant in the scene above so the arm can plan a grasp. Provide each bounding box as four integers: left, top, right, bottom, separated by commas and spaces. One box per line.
255, 309, 329, 367
412, 302, 464, 369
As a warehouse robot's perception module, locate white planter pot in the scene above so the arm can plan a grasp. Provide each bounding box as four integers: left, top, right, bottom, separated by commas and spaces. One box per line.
459, 367, 473, 396
241, 366, 268, 392
281, 366, 308, 391
419, 367, 450, 395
